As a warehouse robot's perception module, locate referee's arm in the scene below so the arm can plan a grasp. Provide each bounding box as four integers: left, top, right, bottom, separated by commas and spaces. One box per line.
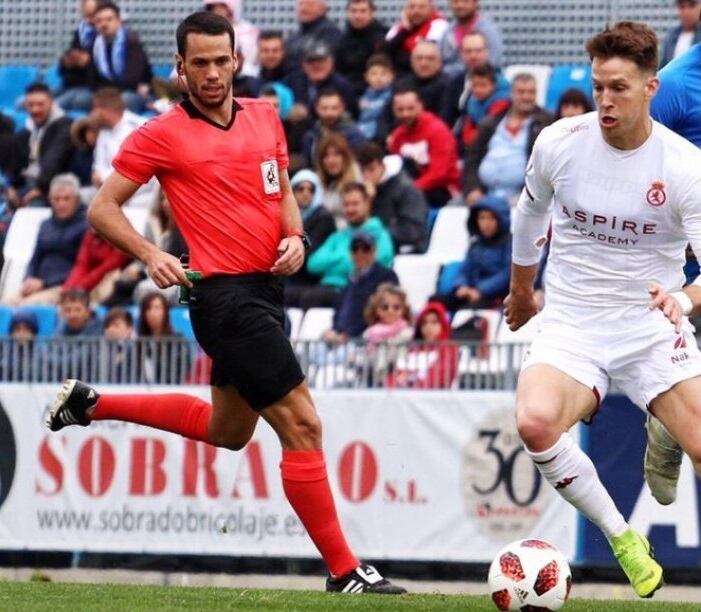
271, 169, 306, 277
88, 171, 190, 290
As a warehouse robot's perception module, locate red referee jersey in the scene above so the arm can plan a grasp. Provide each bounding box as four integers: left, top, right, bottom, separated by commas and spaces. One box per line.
113, 97, 288, 276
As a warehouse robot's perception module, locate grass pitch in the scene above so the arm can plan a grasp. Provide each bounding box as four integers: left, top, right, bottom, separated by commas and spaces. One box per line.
0, 582, 698, 612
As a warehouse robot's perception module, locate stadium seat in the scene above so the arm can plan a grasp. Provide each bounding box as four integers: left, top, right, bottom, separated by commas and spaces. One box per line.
503, 64, 552, 108
545, 64, 593, 112
297, 308, 334, 341
0, 305, 12, 335
20, 304, 58, 336
392, 255, 441, 313
436, 261, 463, 295
152, 63, 174, 80
1, 108, 29, 133
122, 206, 149, 235
0, 207, 52, 302
169, 306, 195, 339
286, 307, 303, 341
426, 206, 469, 264
42, 64, 62, 92
0, 65, 41, 108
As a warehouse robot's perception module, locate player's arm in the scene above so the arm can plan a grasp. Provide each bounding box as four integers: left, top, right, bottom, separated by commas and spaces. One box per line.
505, 135, 555, 331
271, 169, 306, 276
650, 174, 701, 332
88, 171, 189, 289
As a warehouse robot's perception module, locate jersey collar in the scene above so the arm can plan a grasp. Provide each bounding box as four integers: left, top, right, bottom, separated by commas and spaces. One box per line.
180, 95, 243, 131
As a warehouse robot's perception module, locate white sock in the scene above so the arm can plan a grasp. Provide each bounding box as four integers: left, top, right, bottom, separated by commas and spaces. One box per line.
527, 432, 628, 540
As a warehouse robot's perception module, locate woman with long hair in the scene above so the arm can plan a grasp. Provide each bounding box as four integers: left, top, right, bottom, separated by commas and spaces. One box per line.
137, 292, 191, 384
315, 133, 361, 228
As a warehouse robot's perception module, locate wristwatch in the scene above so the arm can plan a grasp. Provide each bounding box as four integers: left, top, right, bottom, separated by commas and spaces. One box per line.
289, 230, 312, 252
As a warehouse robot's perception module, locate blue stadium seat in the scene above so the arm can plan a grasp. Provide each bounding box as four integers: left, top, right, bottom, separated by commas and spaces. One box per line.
436, 261, 463, 295
1, 108, 29, 133
0, 65, 41, 109
152, 63, 174, 80
426, 207, 440, 235
66, 109, 88, 120
169, 307, 194, 339
17, 305, 58, 336
545, 64, 593, 112
42, 65, 63, 92
0, 305, 13, 335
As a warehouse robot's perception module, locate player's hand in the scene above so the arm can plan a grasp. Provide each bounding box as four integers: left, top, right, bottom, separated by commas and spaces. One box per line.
271, 236, 304, 276
145, 249, 190, 289
504, 288, 538, 331
649, 283, 683, 333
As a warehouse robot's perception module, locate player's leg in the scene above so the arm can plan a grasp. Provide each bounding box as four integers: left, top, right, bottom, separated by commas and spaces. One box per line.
46, 379, 260, 450
517, 364, 629, 537
517, 364, 663, 598
260, 382, 405, 594
649, 376, 701, 478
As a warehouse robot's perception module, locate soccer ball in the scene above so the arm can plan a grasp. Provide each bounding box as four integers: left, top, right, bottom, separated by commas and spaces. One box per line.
487, 538, 572, 611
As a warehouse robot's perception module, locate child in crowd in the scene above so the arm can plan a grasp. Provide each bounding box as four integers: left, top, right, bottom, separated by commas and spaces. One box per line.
432, 195, 511, 312
357, 54, 395, 143
362, 283, 413, 382
386, 301, 457, 389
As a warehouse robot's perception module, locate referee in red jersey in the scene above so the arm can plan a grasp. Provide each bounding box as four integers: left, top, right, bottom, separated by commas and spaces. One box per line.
46, 11, 404, 595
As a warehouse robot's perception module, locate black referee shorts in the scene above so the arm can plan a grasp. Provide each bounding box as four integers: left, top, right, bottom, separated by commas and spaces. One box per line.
189, 273, 305, 410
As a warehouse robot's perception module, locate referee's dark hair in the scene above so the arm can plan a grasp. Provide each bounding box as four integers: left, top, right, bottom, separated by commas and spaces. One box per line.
177, 11, 236, 58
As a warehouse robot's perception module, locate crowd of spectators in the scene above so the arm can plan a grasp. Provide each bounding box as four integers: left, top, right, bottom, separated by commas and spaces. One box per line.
0, 0, 695, 387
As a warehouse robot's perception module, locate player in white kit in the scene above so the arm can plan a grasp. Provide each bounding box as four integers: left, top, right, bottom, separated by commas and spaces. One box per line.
506, 22, 701, 598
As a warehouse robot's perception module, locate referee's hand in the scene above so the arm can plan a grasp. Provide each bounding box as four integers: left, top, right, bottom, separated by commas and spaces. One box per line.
146, 250, 191, 289
271, 236, 305, 276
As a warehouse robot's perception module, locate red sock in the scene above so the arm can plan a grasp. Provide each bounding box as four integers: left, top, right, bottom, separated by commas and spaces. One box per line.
91, 394, 211, 442
281, 449, 359, 578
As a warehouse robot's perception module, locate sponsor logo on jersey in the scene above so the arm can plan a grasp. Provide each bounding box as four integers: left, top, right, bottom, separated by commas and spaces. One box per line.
646, 180, 666, 207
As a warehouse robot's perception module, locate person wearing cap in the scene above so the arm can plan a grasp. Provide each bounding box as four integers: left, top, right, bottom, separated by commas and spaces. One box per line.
660, 0, 701, 67
322, 228, 399, 344
203, 0, 259, 77
305, 181, 394, 309
285, 0, 342, 72
283, 39, 358, 121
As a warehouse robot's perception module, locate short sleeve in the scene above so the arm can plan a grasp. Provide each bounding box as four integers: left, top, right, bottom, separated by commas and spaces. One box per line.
273, 110, 289, 171
520, 127, 555, 212
112, 119, 171, 185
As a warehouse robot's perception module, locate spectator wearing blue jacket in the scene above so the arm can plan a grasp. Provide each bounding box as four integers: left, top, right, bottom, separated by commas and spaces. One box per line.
6, 174, 88, 306
431, 194, 511, 311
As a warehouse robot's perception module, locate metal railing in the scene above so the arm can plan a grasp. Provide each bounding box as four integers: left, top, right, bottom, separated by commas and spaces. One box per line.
0, 337, 529, 390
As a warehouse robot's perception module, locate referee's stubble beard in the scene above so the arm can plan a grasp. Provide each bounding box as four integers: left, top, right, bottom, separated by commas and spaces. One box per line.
179, 32, 237, 110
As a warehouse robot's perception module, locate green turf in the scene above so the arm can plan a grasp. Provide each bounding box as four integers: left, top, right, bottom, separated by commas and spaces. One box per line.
0, 582, 697, 612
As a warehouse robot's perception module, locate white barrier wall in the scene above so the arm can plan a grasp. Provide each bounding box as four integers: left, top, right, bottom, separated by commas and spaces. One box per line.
0, 386, 578, 561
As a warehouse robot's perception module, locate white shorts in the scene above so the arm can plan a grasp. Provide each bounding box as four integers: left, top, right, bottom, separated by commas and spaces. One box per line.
521, 307, 701, 411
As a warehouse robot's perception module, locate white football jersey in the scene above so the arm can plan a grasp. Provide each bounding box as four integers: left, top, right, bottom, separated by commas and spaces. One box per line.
514, 111, 701, 322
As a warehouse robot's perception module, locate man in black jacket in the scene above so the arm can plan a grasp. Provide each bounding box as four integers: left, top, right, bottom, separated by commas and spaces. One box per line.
335, 0, 388, 97
285, 0, 342, 72
89, 1, 152, 113
356, 141, 427, 253
6, 83, 74, 207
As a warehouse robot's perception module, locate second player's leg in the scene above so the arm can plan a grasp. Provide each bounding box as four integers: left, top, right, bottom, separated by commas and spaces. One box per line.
650, 376, 701, 476
207, 384, 260, 450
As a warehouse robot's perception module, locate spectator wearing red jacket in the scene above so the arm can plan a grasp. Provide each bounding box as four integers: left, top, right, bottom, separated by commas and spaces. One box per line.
388, 85, 459, 207
386, 301, 457, 389
63, 227, 131, 303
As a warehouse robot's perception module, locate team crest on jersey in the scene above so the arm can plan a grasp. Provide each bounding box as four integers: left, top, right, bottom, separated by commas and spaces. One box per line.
261, 160, 280, 195
646, 180, 666, 207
